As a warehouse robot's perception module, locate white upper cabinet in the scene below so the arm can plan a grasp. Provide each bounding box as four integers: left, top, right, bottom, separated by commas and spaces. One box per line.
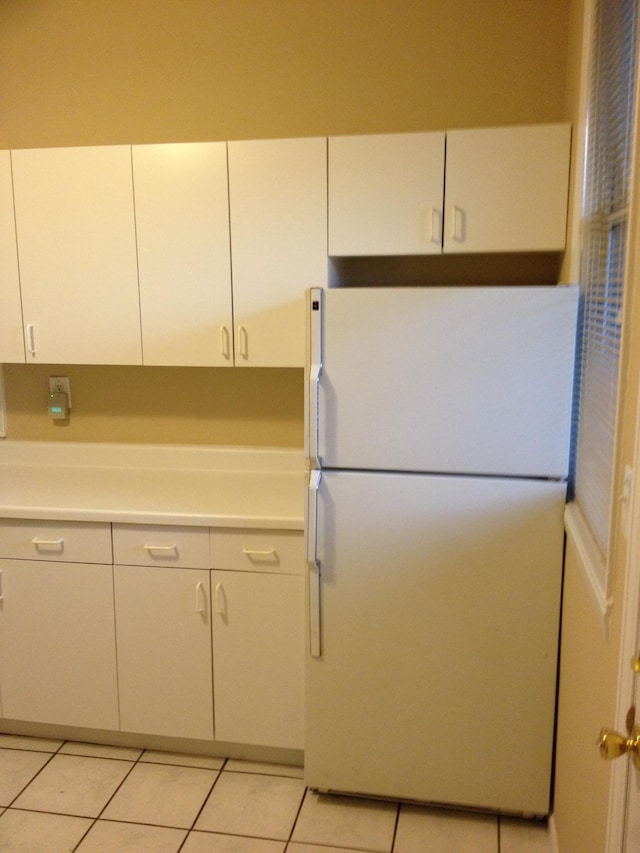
443, 124, 571, 253
0, 152, 24, 362
228, 137, 327, 367
328, 124, 570, 256
133, 143, 233, 366
328, 132, 446, 256
12, 146, 142, 364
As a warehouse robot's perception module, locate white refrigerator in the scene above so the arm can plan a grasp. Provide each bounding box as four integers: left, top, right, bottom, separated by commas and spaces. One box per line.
304, 285, 578, 816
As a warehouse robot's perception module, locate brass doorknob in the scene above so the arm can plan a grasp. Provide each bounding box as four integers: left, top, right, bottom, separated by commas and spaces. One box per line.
598, 706, 640, 769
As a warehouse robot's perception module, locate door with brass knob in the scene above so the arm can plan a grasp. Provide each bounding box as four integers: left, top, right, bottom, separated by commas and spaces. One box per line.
599, 650, 640, 852
598, 704, 640, 770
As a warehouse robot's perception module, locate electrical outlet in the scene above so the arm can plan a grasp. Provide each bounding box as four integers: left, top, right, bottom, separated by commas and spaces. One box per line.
48, 376, 71, 408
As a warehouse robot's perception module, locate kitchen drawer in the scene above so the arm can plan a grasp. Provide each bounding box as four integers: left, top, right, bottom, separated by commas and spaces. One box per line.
211, 528, 303, 574
113, 523, 209, 569
0, 518, 112, 564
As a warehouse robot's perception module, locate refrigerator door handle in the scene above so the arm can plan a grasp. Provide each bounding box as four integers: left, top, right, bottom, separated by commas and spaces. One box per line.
307, 364, 321, 467
306, 469, 322, 658
305, 288, 323, 468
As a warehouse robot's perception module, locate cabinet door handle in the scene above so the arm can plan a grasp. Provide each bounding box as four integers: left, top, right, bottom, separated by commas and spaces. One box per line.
449, 205, 466, 242
0, 569, 3, 602
220, 325, 231, 360
238, 325, 249, 360
195, 581, 206, 615
215, 581, 226, 616
26, 324, 37, 357
422, 208, 442, 245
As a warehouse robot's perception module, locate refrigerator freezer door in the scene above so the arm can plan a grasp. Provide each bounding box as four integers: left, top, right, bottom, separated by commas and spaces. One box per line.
310, 286, 578, 478
304, 469, 566, 815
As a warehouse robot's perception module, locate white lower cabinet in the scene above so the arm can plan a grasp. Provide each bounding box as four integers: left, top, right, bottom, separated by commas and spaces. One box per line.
0, 518, 304, 751
113, 524, 214, 740
211, 571, 305, 749
114, 565, 214, 740
0, 520, 118, 729
211, 529, 305, 750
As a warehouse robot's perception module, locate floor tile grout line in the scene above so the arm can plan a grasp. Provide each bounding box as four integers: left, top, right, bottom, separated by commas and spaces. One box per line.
3, 746, 59, 810
283, 782, 312, 848
1, 736, 144, 853
175, 758, 226, 848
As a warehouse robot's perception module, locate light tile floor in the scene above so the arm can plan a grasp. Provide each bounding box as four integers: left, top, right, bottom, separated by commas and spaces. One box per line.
0, 734, 552, 852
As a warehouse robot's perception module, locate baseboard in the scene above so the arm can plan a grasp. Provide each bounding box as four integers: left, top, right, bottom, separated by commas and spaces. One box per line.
548, 813, 560, 853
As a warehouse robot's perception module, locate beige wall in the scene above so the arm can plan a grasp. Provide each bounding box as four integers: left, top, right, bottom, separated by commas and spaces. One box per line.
2, 364, 303, 447
1, 0, 571, 446
0, 0, 570, 149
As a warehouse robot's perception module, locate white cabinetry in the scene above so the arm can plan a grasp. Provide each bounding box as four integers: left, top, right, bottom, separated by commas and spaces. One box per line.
228, 137, 327, 367
328, 132, 445, 256
113, 524, 214, 740
328, 124, 570, 256
12, 146, 142, 364
211, 529, 305, 749
0, 519, 118, 729
444, 124, 571, 253
0, 152, 24, 363
132, 143, 234, 366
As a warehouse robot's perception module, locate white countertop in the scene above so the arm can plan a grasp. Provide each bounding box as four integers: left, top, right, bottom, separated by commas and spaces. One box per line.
0, 441, 306, 529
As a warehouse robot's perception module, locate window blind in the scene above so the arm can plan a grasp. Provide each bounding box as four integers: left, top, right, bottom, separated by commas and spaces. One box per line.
573, 0, 638, 581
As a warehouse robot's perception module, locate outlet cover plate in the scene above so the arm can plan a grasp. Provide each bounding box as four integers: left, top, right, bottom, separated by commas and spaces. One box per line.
48, 376, 71, 408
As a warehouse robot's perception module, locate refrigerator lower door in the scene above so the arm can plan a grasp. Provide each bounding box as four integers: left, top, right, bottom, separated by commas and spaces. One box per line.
305, 470, 566, 815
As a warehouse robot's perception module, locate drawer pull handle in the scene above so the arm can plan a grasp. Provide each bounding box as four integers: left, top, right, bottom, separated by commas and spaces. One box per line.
143, 543, 177, 553
241, 547, 276, 558
32, 537, 64, 548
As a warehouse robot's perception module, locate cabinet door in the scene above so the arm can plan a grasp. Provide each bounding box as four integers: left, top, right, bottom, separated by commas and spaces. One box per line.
328, 132, 445, 256
443, 124, 571, 253
0, 152, 24, 362
114, 565, 214, 740
133, 143, 234, 366
12, 146, 142, 364
211, 570, 305, 749
0, 559, 119, 729
228, 137, 327, 367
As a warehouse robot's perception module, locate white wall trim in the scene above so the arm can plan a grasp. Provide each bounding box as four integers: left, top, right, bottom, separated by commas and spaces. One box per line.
0, 365, 6, 438
548, 813, 560, 853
